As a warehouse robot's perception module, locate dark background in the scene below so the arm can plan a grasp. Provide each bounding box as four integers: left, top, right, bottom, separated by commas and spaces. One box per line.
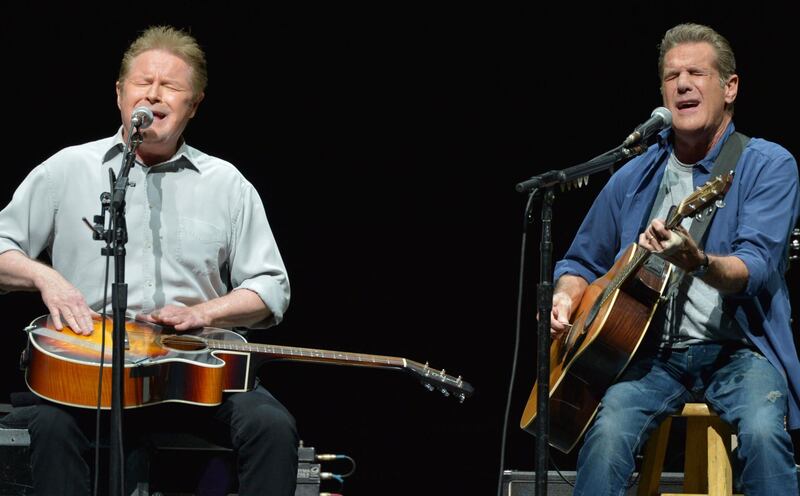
2, 4, 799, 495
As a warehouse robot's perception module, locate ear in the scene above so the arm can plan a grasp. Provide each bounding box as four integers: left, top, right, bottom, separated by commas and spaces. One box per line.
188, 92, 205, 119
724, 74, 738, 105
116, 81, 123, 111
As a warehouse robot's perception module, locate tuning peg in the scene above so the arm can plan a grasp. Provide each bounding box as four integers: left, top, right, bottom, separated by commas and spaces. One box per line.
439, 369, 446, 377
457, 393, 466, 403
423, 382, 434, 392
439, 388, 450, 397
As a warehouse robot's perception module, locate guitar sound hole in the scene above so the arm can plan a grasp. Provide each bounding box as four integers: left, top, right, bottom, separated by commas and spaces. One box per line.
161, 335, 207, 353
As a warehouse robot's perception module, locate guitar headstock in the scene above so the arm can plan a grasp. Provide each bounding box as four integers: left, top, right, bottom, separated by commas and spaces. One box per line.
666, 172, 734, 229
406, 360, 474, 403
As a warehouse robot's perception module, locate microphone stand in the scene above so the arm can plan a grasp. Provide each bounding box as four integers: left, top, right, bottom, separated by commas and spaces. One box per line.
516, 143, 645, 496
92, 125, 143, 496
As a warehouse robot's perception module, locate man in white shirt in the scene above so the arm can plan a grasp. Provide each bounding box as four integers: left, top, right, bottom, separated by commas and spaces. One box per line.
0, 25, 297, 495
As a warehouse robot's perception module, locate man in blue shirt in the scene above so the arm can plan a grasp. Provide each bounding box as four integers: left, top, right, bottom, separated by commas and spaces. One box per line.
551, 23, 800, 495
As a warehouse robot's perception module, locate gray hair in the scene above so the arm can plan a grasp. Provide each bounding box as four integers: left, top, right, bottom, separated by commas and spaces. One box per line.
658, 23, 736, 112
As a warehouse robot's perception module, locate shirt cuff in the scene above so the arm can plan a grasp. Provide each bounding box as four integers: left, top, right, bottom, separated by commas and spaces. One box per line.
235, 275, 290, 328
732, 252, 763, 298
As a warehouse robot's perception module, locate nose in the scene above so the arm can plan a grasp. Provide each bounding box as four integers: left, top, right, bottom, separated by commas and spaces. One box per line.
145, 82, 161, 103
676, 71, 692, 93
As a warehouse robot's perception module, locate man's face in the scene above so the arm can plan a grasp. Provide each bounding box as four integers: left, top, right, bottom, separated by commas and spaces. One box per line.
116, 49, 204, 160
661, 42, 737, 141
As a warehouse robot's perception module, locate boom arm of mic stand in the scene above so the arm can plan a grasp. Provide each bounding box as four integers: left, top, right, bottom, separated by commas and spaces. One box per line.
515, 144, 645, 193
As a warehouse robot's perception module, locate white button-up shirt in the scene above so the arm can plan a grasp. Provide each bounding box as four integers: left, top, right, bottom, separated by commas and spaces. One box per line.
0, 130, 289, 328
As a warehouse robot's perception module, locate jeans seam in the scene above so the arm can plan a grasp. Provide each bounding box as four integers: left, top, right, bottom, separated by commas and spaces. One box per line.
632, 385, 687, 455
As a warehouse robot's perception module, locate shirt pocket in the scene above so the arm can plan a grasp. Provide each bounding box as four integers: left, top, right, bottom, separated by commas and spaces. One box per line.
174, 217, 226, 277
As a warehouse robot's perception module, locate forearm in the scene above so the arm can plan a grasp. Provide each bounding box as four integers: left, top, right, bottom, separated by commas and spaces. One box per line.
193, 288, 272, 328
554, 274, 589, 309
0, 250, 53, 292
696, 253, 748, 294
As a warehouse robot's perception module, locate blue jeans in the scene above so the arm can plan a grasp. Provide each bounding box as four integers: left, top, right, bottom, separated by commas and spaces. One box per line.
573, 342, 798, 496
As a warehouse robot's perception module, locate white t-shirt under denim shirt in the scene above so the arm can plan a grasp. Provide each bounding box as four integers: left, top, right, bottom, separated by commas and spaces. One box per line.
647, 152, 746, 347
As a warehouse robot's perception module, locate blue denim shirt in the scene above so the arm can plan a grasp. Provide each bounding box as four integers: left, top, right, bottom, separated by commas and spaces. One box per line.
554, 122, 800, 428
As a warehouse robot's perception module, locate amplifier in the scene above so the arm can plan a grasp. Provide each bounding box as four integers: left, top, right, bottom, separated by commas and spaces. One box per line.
502, 470, 685, 496
0, 429, 31, 496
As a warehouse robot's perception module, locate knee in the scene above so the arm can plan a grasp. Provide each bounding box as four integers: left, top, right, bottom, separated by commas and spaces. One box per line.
585, 408, 638, 454
28, 405, 80, 442
238, 404, 298, 445
737, 412, 789, 447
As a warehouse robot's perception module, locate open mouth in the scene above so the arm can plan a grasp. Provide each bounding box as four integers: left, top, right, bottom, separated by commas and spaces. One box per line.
676, 100, 699, 110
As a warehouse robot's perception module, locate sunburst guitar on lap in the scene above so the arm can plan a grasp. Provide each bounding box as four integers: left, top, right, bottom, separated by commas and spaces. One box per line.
22, 315, 474, 409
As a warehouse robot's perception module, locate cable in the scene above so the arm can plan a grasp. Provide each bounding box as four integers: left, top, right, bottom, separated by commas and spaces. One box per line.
320, 471, 346, 494
92, 250, 112, 496
320, 472, 345, 483
496, 190, 537, 496
549, 454, 575, 488
316, 453, 356, 478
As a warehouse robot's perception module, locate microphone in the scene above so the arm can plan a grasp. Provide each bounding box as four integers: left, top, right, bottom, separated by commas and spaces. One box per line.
130, 106, 154, 129
622, 107, 672, 147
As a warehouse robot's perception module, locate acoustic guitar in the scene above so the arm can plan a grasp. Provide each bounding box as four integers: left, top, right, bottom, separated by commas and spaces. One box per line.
22, 315, 473, 409
519, 172, 733, 453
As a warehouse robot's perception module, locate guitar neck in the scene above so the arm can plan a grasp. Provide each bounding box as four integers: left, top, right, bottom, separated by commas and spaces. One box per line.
199, 334, 473, 401
206, 338, 408, 369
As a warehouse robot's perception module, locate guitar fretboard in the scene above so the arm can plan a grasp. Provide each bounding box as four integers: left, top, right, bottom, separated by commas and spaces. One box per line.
203, 338, 408, 369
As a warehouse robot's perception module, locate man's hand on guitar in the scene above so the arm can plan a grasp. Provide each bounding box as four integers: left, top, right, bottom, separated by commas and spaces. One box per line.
550, 292, 573, 338
639, 219, 705, 272
137, 305, 211, 331
37, 270, 95, 335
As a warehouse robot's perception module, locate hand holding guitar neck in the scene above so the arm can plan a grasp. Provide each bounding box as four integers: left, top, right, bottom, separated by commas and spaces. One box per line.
639, 219, 706, 272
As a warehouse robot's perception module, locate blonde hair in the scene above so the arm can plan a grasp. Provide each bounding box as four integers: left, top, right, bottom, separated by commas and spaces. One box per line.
118, 25, 207, 100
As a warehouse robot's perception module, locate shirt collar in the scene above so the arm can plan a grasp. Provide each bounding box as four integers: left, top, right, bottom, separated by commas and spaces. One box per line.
654, 121, 736, 173
102, 127, 200, 173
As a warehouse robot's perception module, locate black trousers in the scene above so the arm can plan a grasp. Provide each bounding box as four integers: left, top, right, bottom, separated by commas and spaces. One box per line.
2, 383, 298, 496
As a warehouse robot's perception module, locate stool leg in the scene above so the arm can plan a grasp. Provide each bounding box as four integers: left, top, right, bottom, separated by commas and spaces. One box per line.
637, 417, 673, 496
683, 417, 708, 494
706, 417, 733, 496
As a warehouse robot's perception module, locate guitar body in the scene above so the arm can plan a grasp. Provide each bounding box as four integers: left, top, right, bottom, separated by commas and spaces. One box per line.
520, 243, 672, 453
24, 315, 253, 409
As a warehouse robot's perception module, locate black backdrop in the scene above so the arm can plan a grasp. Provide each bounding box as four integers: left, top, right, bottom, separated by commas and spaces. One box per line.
2, 4, 799, 495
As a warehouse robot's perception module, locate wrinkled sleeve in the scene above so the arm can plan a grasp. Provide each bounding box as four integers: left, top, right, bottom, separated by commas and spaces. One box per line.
0, 164, 56, 260
554, 169, 626, 284
732, 150, 800, 297
229, 180, 290, 328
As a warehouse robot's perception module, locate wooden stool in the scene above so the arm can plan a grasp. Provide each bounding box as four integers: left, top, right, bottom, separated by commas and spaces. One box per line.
637, 402, 741, 496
